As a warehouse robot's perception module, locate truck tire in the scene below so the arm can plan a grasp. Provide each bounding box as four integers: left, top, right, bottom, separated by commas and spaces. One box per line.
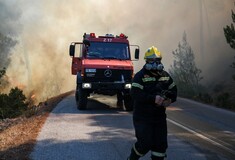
75, 85, 88, 110
116, 92, 123, 109
123, 94, 133, 111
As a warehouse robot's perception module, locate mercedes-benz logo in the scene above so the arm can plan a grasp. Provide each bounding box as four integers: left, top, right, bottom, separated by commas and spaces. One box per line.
104, 69, 112, 77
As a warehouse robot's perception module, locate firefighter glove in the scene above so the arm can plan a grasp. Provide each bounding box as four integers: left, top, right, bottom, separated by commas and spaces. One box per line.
162, 99, 172, 107
155, 95, 164, 106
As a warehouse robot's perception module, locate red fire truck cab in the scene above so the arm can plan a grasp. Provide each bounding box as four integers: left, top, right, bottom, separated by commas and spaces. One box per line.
69, 33, 139, 111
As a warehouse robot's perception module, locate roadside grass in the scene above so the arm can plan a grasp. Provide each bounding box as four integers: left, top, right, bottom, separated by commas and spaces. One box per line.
0, 91, 73, 160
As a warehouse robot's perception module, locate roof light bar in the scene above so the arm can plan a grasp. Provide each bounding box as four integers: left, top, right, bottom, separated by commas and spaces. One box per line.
90, 33, 96, 38
118, 33, 128, 39
120, 33, 125, 37
105, 34, 114, 37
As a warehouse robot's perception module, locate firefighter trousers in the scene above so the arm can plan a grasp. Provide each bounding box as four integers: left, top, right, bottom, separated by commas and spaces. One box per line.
128, 119, 168, 160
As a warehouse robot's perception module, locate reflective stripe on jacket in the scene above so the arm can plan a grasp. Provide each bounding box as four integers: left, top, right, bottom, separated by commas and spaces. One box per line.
131, 67, 177, 122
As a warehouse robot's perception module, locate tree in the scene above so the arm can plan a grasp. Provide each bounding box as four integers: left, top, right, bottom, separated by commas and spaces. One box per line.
0, 33, 17, 90
223, 2, 235, 73
0, 67, 9, 91
0, 32, 17, 69
169, 32, 203, 97
0, 87, 28, 119
0, 67, 6, 80
0, 67, 6, 90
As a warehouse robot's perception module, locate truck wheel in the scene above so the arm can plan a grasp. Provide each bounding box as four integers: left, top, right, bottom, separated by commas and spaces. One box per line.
116, 92, 123, 108
76, 85, 88, 110
123, 94, 133, 111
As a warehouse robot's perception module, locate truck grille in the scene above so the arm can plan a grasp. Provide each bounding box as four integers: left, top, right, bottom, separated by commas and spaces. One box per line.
84, 69, 132, 82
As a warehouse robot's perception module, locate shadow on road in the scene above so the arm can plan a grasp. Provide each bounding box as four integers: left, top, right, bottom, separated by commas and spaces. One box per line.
29, 95, 211, 160
52, 94, 127, 115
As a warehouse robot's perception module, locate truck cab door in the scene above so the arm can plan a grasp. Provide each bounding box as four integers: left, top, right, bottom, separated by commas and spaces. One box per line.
71, 57, 82, 75
69, 42, 83, 75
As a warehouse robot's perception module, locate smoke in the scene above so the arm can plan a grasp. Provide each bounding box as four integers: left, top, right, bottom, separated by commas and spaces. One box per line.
0, 0, 21, 69
0, 0, 234, 102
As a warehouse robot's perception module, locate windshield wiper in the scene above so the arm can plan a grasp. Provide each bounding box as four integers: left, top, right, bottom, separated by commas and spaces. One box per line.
103, 56, 120, 60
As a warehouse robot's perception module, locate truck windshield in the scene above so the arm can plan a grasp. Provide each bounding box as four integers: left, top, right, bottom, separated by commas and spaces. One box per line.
86, 42, 130, 60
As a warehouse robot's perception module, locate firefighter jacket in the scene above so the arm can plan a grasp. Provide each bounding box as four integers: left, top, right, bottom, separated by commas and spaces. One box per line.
131, 67, 177, 122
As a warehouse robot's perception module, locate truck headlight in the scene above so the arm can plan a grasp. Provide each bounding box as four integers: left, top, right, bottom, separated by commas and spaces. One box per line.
125, 83, 132, 89
82, 83, 92, 88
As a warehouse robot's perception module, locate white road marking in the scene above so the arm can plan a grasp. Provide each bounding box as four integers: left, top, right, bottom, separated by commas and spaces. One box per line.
167, 118, 235, 156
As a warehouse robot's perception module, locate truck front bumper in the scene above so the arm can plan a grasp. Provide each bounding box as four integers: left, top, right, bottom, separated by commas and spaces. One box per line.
81, 82, 131, 90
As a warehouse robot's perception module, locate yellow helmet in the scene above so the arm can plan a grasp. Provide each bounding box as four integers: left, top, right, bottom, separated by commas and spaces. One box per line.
144, 46, 162, 60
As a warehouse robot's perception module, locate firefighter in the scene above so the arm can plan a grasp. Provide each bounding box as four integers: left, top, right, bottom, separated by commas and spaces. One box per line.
127, 46, 177, 160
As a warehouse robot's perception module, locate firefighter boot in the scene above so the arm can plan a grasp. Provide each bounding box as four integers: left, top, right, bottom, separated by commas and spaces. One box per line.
127, 148, 141, 160
151, 153, 166, 160
151, 151, 166, 160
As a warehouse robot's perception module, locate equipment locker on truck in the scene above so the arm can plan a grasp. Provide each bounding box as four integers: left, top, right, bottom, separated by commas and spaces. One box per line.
69, 33, 139, 111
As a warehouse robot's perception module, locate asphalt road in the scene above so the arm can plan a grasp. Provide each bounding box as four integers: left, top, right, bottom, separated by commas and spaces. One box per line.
30, 94, 235, 160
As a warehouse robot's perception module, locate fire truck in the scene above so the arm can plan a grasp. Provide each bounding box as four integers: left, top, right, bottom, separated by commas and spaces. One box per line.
69, 33, 139, 111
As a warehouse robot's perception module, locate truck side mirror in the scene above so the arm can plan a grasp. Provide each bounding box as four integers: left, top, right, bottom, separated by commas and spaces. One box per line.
69, 44, 75, 57
135, 48, 139, 59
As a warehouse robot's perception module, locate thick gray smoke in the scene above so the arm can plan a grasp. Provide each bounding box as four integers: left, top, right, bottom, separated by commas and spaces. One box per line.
0, 1, 21, 69
0, 0, 234, 102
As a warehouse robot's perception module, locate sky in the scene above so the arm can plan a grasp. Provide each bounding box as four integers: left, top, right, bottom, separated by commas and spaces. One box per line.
0, 0, 234, 102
